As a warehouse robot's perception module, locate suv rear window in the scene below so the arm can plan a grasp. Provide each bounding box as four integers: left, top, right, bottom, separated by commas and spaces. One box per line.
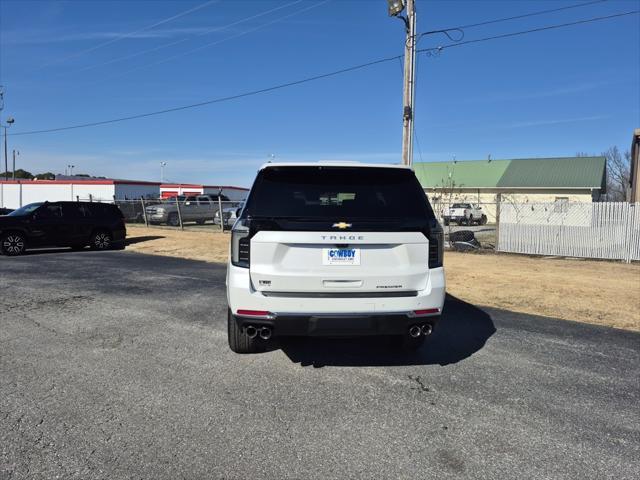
244, 166, 434, 220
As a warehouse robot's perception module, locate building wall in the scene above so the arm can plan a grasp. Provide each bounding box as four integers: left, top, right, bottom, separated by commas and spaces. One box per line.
71, 184, 116, 202
0, 182, 161, 208
159, 186, 203, 198
0, 183, 118, 209
159, 186, 248, 201
115, 183, 160, 199
202, 187, 248, 201
0, 184, 21, 209
426, 188, 595, 222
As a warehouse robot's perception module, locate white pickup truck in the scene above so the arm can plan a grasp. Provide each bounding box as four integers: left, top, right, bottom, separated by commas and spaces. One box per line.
442, 203, 487, 226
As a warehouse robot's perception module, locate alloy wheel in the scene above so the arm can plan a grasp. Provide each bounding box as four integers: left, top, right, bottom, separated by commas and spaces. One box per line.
94, 233, 111, 249
3, 235, 25, 255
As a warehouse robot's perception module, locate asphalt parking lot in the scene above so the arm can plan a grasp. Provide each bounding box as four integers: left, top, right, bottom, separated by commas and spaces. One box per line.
1, 250, 638, 479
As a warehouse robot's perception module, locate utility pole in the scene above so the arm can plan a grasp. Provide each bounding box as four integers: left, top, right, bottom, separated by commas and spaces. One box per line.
12, 149, 19, 180
388, 0, 417, 167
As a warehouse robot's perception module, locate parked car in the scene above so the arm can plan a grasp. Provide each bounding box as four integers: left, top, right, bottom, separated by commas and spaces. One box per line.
226, 162, 445, 353
213, 204, 243, 228
0, 201, 126, 256
0, 208, 14, 216
442, 203, 487, 226
145, 194, 229, 226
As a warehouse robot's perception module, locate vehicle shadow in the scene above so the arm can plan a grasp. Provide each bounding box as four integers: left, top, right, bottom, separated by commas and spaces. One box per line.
125, 235, 165, 245
10, 236, 164, 256
278, 294, 496, 368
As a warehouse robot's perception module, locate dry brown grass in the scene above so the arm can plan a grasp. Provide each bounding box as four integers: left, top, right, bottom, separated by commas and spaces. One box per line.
126, 225, 640, 331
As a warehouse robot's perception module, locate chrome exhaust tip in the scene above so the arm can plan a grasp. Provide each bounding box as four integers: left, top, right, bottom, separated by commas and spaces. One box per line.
259, 327, 272, 340
245, 326, 258, 339
408, 325, 422, 338
421, 324, 433, 336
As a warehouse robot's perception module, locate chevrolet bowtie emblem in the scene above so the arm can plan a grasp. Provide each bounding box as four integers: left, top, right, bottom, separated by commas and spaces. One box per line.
332, 222, 352, 229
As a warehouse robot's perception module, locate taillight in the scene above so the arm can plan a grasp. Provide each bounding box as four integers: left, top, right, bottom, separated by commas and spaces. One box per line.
231, 219, 250, 268
426, 221, 443, 268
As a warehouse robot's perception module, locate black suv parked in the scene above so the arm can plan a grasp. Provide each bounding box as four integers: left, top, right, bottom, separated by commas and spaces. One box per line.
0, 201, 126, 256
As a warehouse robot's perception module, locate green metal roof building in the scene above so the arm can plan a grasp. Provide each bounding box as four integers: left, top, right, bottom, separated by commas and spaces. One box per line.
414, 156, 606, 192
414, 156, 607, 220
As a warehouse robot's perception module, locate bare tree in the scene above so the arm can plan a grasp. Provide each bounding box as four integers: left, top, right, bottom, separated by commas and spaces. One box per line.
603, 146, 631, 201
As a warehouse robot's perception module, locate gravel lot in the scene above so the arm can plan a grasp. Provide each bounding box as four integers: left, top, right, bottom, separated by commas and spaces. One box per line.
1, 250, 639, 479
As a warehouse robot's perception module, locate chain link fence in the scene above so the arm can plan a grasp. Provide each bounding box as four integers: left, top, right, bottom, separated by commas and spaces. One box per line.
79, 197, 243, 232
80, 196, 639, 261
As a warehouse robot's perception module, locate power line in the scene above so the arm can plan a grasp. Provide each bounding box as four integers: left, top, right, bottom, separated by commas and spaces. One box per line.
417, 9, 639, 55
107, 0, 330, 81
32, 0, 221, 73
11, 55, 403, 136
72, 0, 306, 76
11, 9, 639, 137
420, 0, 610, 37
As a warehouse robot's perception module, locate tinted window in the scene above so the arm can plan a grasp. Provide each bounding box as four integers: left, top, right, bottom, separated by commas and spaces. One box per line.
452, 203, 471, 209
62, 203, 85, 218
244, 167, 434, 220
8, 203, 43, 216
38, 204, 63, 218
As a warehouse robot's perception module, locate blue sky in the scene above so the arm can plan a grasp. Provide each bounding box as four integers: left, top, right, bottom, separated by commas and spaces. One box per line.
0, 0, 638, 186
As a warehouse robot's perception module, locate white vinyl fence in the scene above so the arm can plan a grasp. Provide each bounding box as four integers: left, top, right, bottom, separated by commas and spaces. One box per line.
497, 202, 640, 262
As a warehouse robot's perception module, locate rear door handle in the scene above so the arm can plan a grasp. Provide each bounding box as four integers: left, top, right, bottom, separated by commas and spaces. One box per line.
323, 280, 363, 288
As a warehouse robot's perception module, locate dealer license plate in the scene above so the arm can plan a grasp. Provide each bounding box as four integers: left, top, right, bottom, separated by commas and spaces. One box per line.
322, 248, 361, 266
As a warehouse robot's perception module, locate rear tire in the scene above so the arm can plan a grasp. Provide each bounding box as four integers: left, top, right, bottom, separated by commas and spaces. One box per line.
0, 232, 26, 256
90, 230, 112, 250
167, 213, 180, 227
480, 215, 487, 225
443, 219, 450, 226
227, 309, 263, 354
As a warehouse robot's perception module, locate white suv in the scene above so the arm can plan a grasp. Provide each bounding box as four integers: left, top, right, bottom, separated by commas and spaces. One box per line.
226, 162, 445, 353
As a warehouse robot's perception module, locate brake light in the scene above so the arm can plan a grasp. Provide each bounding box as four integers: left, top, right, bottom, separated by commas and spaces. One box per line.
426, 221, 444, 268
231, 219, 251, 268
237, 309, 271, 316
412, 308, 440, 316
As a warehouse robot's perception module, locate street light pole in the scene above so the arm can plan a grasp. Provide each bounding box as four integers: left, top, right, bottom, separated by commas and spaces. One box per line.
160, 162, 167, 183
3, 127, 7, 181
388, 0, 417, 167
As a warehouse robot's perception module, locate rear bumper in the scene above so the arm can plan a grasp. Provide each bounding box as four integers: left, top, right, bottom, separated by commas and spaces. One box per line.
226, 265, 446, 336
233, 312, 441, 337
